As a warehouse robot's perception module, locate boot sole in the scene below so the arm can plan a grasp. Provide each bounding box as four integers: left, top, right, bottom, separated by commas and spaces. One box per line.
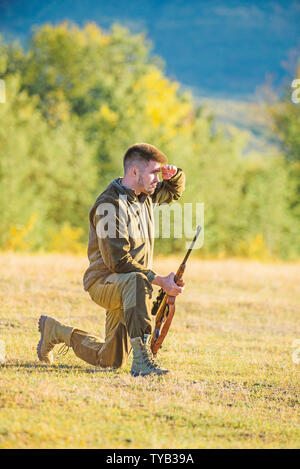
131, 370, 169, 377
37, 315, 48, 362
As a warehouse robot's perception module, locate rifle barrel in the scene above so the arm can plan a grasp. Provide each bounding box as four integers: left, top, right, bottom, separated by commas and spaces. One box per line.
181, 226, 202, 265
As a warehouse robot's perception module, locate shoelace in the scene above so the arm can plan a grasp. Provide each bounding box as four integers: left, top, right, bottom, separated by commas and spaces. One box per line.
141, 350, 154, 368
56, 344, 70, 357
144, 343, 160, 369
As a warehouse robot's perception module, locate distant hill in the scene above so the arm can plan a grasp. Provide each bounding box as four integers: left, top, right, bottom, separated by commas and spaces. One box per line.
0, 0, 299, 99
0, 0, 298, 151
197, 97, 279, 154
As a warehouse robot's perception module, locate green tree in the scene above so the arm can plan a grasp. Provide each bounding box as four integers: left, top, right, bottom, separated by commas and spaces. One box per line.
0, 56, 97, 249
1, 24, 299, 258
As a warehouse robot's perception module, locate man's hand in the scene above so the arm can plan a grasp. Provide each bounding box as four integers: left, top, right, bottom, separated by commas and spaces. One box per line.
152, 272, 184, 296
161, 165, 177, 180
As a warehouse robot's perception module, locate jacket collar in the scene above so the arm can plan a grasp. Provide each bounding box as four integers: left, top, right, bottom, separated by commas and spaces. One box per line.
112, 178, 148, 203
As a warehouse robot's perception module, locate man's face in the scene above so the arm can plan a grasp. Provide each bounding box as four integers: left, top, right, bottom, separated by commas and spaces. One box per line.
137, 160, 161, 195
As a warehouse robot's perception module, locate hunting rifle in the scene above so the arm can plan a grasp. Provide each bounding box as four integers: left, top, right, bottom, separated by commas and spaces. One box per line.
150, 225, 202, 356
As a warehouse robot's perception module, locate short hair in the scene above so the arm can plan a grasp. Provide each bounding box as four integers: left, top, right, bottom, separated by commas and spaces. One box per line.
123, 143, 168, 172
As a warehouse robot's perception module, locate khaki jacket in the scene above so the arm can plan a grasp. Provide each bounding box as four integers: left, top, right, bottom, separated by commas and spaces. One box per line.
83, 169, 185, 291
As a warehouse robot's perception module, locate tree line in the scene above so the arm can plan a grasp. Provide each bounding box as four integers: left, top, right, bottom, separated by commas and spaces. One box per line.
0, 22, 299, 259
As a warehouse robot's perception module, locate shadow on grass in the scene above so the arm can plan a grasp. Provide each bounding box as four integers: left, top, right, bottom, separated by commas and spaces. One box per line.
2, 361, 120, 374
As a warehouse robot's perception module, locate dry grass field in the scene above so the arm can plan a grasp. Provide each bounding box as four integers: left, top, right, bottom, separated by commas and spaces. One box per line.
0, 253, 299, 449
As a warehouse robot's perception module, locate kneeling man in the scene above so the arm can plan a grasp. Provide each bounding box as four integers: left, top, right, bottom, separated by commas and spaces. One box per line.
37, 143, 185, 376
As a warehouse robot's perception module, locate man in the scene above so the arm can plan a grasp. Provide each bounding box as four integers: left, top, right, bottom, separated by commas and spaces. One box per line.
37, 143, 185, 376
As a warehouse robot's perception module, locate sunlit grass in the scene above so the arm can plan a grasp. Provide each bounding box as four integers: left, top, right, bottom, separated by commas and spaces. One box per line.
0, 253, 299, 448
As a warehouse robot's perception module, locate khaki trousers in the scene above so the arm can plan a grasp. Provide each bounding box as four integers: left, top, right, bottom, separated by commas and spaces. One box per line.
70, 272, 153, 368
